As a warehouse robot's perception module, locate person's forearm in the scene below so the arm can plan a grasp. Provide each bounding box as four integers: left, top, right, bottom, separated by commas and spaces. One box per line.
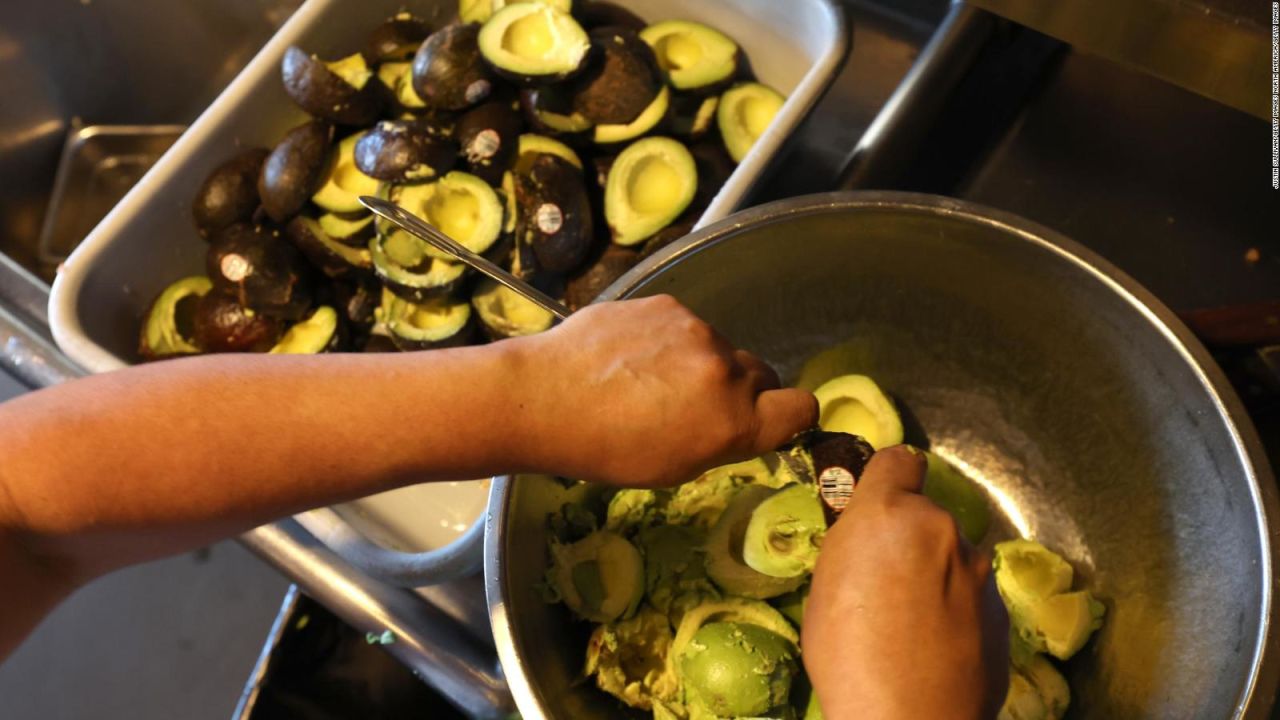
0, 341, 541, 578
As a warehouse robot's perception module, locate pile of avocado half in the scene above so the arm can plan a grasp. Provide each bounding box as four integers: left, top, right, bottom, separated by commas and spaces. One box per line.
138, 0, 788, 359
545, 365, 1106, 720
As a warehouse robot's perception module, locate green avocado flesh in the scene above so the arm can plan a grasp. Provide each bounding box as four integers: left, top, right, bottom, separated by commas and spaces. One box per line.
140, 276, 213, 358
312, 133, 381, 214
326, 53, 374, 89
515, 133, 582, 173
376, 61, 426, 108
813, 373, 903, 450
679, 622, 798, 717
370, 231, 468, 298
549, 530, 644, 623
478, 3, 590, 79
594, 85, 669, 144
387, 171, 503, 259
471, 277, 555, 337
705, 486, 805, 599
995, 540, 1104, 660
605, 135, 697, 246
718, 82, 785, 163
586, 606, 681, 710
381, 292, 472, 349
742, 484, 827, 579
999, 654, 1070, 720
922, 451, 991, 544
459, 0, 492, 24
269, 306, 338, 354
318, 211, 375, 243
639, 20, 738, 91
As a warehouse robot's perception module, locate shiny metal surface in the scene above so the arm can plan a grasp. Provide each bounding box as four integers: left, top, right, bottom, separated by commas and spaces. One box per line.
487, 192, 1280, 719
361, 196, 571, 321
0, 302, 83, 389
966, 0, 1271, 119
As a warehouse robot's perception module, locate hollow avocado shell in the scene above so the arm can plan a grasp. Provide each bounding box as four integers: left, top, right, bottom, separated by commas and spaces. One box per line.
138, 276, 214, 360
567, 26, 661, 125
258, 120, 334, 223
412, 23, 497, 111
192, 148, 269, 240
354, 119, 458, 182
454, 101, 523, 185
192, 291, 284, 353
281, 46, 383, 126
285, 215, 374, 278
205, 222, 313, 321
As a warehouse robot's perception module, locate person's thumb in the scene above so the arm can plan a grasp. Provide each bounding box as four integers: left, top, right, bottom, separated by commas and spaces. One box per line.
751, 389, 819, 453
856, 444, 927, 494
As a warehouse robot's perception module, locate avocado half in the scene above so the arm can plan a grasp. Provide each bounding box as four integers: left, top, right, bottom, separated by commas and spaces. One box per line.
604, 136, 697, 246
192, 291, 284, 353
514, 154, 594, 273
718, 81, 786, 162
286, 215, 375, 278
593, 85, 669, 144
269, 306, 342, 354
742, 484, 827, 579
455, 101, 523, 185
354, 120, 457, 183
679, 621, 798, 718
312, 132, 383, 214
471, 276, 555, 338
376, 61, 429, 111
813, 374, 903, 450
548, 529, 644, 623
567, 26, 661, 125
704, 485, 805, 599
192, 148, 269, 240
639, 20, 740, 92
520, 86, 596, 139
259, 120, 334, 223
370, 230, 469, 302
382, 292, 476, 351
281, 46, 383, 126
412, 23, 496, 111
478, 3, 591, 84
205, 223, 312, 321
384, 171, 504, 260
139, 276, 213, 360
364, 13, 431, 63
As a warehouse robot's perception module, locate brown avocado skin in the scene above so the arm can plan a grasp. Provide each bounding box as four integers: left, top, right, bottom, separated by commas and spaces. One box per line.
515, 155, 595, 274
281, 46, 383, 126
206, 223, 314, 321
565, 243, 639, 310
575, 1, 646, 31
519, 87, 594, 142
258, 120, 334, 223
568, 27, 660, 125
455, 101, 524, 185
689, 139, 735, 212
639, 213, 695, 259
412, 24, 496, 111
192, 148, 269, 240
285, 215, 373, 279
193, 292, 284, 353
365, 15, 431, 63
354, 120, 458, 182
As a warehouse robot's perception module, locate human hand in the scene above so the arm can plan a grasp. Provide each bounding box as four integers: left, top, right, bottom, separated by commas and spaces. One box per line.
803, 445, 1009, 720
508, 295, 817, 487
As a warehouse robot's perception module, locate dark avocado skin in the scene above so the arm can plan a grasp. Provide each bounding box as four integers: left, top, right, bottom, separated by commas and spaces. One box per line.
516, 155, 594, 274
569, 27, 660, 124
361, 334, 399, 353
575, 1, 646, 31
329, 274, 382, 331
389, 311, 477, 351
455, 101, 523, 185
639, 214, 695, 259
412, 24, 496, 111
285, 216, 373, 278
689, 139, 734, 211
206, 223, 314, 321
193, 291, 283, 353
364, 16, 431, 63
137, 289, 204, 361
354, 119, 458, 181
259, 120, 333, 223
192, 148, 269, 240
518, 87, 594, 142
565, 243, 638, 310
281, 46, 383, 126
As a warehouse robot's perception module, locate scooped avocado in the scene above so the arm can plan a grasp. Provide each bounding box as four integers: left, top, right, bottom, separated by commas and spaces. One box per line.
813, 374, 903, 450
192, 292, 284, 353
514, 154, 594, 273
354, 120, 457, 182
471, 276, 555, 338
718, 82, 785, 162
376, 61, 429, 110
704, 486, 805, 599
549, 530, 644, 623
370, 230, 469, 302
269, 306, 341, 354
259, 120, 334, 223
605, 136, 697, 246
317, 211, 376, 246
671, 597, 799, 657
312, 133, 382, 214
584, 606, 680, 711
666, 460, 766, 528
606, 488, 668, 534
387, 171, 504, 259
478, 3, 591, 84
994, 540, 1105, 660
639, 20, 740, 92
593, 85, 670, 144
381, 292, 476, 351
206, 223, 312, 321
679, 622, 798, 717
1000, 654, 1070, 720
1000, 669, 1050, 720
412, 24, 495, 111
139, 276, 213, 360
286, 215, 375, 278
742, 484, 827, 579
922, 451, 991, 544
192, 148, 269, 239
637, 525, 718, 619
568, 27, 661, 125
281, 47, 383, 126
671, 94, 720, 141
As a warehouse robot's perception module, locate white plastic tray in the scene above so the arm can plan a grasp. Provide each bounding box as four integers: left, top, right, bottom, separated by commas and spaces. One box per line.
49, 0, 847, 586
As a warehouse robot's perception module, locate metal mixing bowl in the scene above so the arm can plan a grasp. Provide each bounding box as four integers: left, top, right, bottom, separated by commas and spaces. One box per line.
486, 192, 1279, 718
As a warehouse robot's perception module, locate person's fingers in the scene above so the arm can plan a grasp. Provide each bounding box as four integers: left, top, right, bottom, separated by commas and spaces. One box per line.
857, 444, 927, 494
752, 389, 819, 452
733, 349, 781, 393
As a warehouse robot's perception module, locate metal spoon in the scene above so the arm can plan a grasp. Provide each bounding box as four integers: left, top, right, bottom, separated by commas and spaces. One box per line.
359, 195, 571, 321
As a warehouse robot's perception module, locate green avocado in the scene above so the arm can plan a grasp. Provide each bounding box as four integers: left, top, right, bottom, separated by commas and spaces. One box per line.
549, 530, 644, 623
742, 484, 827, 579
386, 171, 504, 260
594, 86, 671, 145
669, 597, 798, 675
813, 374, 903, 450
639, 20, 740, 92
477, 3, 591, 83
679, 622, 798, 717
704, 486, 805, 599
585, 605, 681, 710
606, 488, 669, 534
138, 276, 213, 359
922, 451, 991, 544
999, 654, 1070, 720
717, 82, 785, 163
994, 540, 1105, 660
269, 306, 340, 354
637, 525, 718, 621
772, 584, 809, 628
605, 136, 697, 246
312, 133, 382, 214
